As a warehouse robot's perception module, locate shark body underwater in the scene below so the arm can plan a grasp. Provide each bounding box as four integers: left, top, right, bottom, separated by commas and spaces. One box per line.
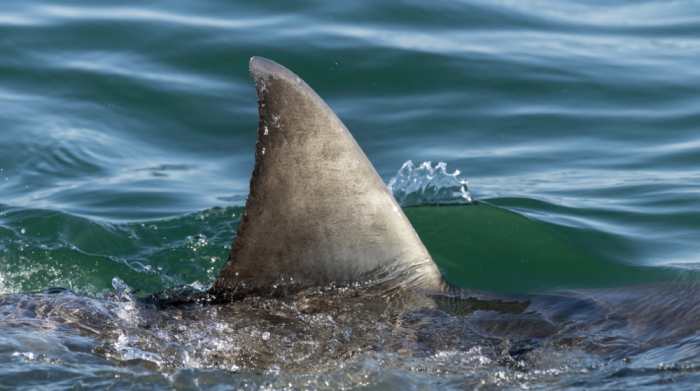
4, 57, 700, 385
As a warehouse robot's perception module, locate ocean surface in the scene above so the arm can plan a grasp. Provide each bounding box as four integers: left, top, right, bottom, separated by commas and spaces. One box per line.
1, 1, 700, 389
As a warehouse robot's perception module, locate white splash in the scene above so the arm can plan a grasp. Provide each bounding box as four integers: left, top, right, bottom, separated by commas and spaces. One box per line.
0, 272, 6, 295
111, 277, 141, 327
0, 266, 18, 295
387, 161, 472, 206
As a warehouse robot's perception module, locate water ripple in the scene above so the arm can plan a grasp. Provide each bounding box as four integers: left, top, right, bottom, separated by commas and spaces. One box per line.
35, 5, 285, 30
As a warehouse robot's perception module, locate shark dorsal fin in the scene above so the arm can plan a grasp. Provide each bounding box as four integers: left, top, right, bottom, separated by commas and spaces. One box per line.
212, 57, 443, 298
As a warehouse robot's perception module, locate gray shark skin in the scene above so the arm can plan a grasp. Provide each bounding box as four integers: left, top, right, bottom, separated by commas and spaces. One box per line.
211, 57, 444, 300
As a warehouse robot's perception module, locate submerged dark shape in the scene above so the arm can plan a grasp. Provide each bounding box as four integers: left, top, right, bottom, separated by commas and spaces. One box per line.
211, 57, 444, 300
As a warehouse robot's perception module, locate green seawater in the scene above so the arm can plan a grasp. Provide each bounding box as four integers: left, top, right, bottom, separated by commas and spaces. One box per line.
1, 1, 700, 389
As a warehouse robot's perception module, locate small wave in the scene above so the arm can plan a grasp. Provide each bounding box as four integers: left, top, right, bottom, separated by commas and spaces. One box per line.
36, 5, 282, 30
388, 161, 472, 207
